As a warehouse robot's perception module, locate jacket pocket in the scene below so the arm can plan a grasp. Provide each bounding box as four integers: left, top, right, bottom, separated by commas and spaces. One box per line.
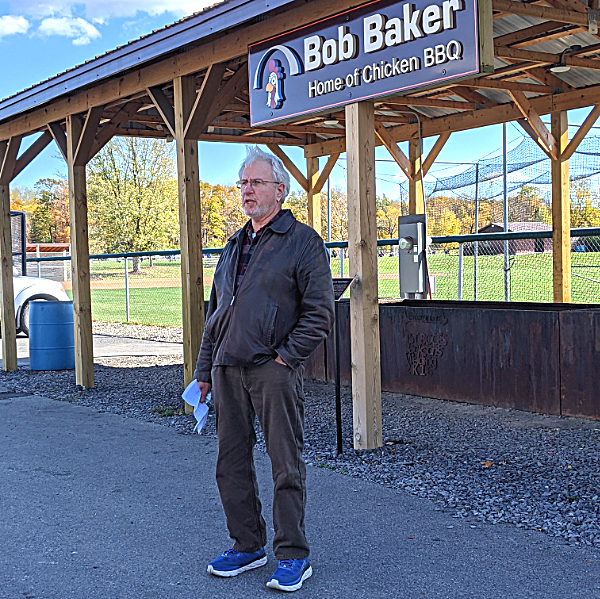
264, 304, 278, 346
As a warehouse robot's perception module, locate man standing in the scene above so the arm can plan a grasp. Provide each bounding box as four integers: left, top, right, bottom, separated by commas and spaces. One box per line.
195, 146, 334, 592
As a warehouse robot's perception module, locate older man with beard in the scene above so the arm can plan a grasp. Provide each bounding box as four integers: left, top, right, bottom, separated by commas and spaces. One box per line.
195, 146, 334, 592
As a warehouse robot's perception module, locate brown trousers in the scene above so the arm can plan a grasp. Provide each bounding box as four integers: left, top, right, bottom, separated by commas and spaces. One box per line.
211, 359, 309, 559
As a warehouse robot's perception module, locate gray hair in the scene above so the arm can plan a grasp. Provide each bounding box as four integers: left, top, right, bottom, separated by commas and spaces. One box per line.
238, 146, 291, 202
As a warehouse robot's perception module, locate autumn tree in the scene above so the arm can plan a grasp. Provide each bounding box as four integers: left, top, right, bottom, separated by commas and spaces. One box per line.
87, 137, 179, 271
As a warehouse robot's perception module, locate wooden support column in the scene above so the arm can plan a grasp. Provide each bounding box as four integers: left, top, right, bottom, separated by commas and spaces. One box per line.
551, 111, 571, 303
0, 137, 20, 371
345, 101, 382, 451
174, 75, 205, 399
66, 115, 94, 387
409, 137, 424, 214
306, 154, 321, 234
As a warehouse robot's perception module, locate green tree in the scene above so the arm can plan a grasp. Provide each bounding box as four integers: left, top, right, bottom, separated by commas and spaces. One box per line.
87, 138, 179, 270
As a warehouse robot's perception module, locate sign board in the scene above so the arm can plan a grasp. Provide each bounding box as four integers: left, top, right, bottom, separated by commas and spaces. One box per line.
249, 0, 492, 126
333, 277, 353, 300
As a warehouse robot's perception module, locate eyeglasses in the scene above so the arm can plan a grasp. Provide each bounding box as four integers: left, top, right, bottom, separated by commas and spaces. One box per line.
236, 179, 281, 190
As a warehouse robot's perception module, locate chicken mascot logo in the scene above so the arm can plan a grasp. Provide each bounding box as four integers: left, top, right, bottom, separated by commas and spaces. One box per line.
265, 59, 284, 109
253, 44, 303, 112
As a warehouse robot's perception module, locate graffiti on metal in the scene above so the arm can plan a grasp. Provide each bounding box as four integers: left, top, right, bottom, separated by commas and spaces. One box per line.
404, 331, 448, 376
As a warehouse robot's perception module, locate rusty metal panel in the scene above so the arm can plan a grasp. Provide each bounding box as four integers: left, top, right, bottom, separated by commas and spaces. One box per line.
380, 301, 561, 414
560, 310, 600, 420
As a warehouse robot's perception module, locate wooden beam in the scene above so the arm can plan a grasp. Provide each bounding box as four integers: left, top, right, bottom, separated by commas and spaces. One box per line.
562, 104, 600, 160
382, 97, 477, 110
409, 138, 425, 214
187, 65, 248, 138
454, 79, 552, 94
516, 118, 556, 159
450, 86, 496, 108
0, 139, 18, 371
304, 83, 600, 157
183, 63, 227, 139
0, 182, 17, 371
74, 106, 104, 166
173, 75, 206, 397
492, 0, 588, 25
494, 22, 575, 48
374, 123, 412, 180
11, 131, 52, 180
496, 46, 600, 71
551, 111, 571, 303
306, 154, 321, 234
508, 90, 558, 159
266, 144, 309, 191
48, 122, 67, 161
345, 100, 382, 451
66, 114, 94, 387
422, 132, 451, 176
313, 153, 339, 194
0, 136, 21, 185
90, 101, 145, 159
523, 66, 574, 93
146, 86, 176, 137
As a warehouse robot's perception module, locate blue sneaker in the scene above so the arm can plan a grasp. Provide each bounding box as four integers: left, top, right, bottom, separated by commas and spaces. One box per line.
207, 548, 267, 577
266, 558, 312, 592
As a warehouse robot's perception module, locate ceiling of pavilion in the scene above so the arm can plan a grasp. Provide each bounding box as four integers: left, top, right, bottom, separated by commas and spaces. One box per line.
3, 0, 600, 152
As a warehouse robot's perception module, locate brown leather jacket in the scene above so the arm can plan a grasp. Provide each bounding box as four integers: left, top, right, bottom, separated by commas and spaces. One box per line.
194, 209, 334, 384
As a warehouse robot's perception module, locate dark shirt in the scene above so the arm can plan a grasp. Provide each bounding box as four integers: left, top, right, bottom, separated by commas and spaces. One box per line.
235, 209, 284, 289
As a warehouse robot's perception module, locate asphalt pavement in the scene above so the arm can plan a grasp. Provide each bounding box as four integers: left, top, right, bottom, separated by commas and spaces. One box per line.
0, 385, 599, 599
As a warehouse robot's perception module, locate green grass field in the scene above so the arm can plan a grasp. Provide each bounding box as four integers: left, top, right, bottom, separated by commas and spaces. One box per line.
82, 251, 600, 326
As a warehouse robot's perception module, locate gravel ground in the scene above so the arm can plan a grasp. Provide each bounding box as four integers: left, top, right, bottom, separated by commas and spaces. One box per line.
2, 322, 599, 551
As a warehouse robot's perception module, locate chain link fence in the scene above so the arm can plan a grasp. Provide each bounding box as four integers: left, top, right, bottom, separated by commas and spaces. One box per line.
26, 229, 600, 327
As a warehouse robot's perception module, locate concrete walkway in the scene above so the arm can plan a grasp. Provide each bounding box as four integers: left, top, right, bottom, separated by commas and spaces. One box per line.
0, 389, 598, 599
4, 334, 183, 366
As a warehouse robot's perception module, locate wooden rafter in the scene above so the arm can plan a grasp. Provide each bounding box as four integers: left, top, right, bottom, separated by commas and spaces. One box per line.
184, 63, 227, 139
492, 0, 588, 26
146, 86, 176, 137
90, 101, 144, 158
382, 97, 477, 110
449, 86, 496, 108
496, 46, 600, 71
0, 136, 21, 185
422, 132, 451, 177
494, 22, 581, 49
190, 65, 248, 138
74, 106, 104, 166
562, 104, 600, 160
48, 122, 68, 161
509, 90, 558, 159
374, 122, 412, 180
266, 144, 309, 191
12, 131, 52, 180
454, 79, 552, 94
313, 153, 340, 194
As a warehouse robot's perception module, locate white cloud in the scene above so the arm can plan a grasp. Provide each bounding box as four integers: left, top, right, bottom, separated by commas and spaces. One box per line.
38, 16, 101, 45
6, 1, 215, 20
0, 15, 29, 38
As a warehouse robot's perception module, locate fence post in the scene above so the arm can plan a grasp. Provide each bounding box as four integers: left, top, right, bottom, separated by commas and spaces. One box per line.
36, 243, 41, 278
124, 257, 130, 322
458, 242, 464, 300
340, 248, 344, 278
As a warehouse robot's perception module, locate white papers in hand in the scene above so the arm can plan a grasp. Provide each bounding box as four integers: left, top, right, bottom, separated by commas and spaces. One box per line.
182, 379, 210, 434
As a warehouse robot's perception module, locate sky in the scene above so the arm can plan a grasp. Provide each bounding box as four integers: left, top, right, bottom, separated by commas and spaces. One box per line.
0, 0, 597, 202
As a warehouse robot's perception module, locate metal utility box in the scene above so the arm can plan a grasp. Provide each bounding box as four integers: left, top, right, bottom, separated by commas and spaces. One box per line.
398, 214, 427, 295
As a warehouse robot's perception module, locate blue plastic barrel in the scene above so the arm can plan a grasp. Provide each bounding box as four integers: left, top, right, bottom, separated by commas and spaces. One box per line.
29, 300, 75, 371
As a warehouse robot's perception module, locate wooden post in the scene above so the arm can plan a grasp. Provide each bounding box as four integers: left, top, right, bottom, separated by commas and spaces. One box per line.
66, 115, 94, 387
409, 138, 424, 214
551, 111, 571, 303
0, 177, 17, 371
306, 154, 321, 234
174, 75, 205, 405
345, 101, 382, 450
